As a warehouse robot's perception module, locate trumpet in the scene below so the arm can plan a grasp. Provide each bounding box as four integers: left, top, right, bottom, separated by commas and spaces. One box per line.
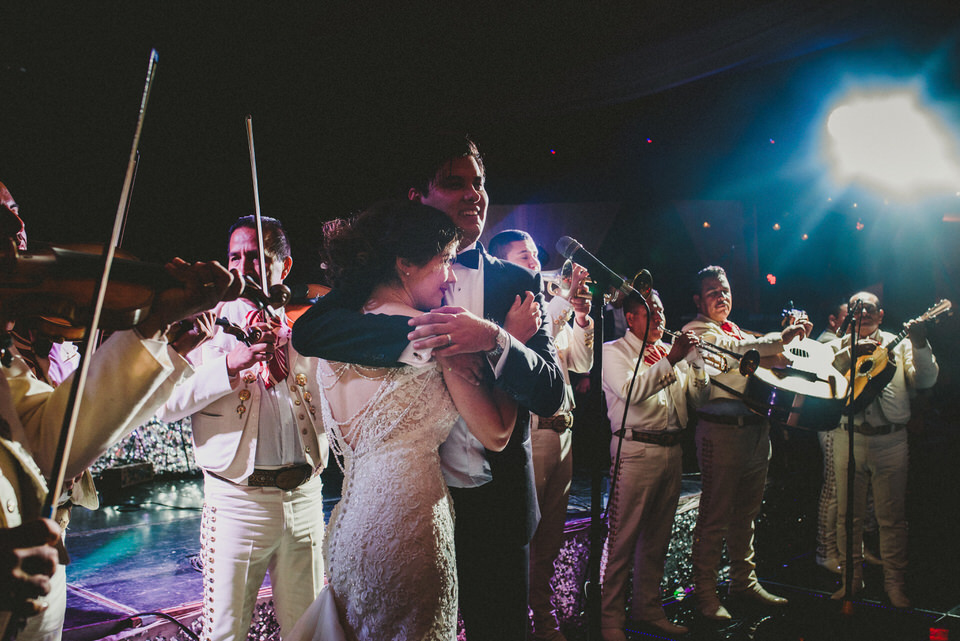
660, 325, 760, 376
543, 259, 593, 300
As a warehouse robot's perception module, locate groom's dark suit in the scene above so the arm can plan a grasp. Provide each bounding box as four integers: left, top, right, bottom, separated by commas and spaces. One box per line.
292, 245, 565, 640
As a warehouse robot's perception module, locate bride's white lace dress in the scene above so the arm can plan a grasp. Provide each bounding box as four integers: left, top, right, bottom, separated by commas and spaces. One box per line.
288, 361, 459, 641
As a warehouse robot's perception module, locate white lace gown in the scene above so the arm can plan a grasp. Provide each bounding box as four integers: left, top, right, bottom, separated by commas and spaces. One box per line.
288, 361, 459, 641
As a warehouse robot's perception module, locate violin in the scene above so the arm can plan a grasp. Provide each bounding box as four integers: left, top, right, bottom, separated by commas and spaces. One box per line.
0, 241, 179, 341
0, 240, 282, 346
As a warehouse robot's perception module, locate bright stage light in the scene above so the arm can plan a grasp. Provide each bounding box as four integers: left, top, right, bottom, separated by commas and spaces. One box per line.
824, 89, 960, 199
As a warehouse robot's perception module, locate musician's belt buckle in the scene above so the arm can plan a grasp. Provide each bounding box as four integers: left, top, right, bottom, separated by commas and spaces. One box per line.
538, 412, 574, 432
247, 464, 314, 490
854, 422, 904, 436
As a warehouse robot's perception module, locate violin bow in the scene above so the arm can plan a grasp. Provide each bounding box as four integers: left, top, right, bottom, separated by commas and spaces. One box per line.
245, 115, 271, 297
41, 49, 159, 518
116, 150, 141, 249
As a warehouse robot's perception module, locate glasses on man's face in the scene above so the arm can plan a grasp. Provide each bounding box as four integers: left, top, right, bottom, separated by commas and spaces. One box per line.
856, 303, 881, 315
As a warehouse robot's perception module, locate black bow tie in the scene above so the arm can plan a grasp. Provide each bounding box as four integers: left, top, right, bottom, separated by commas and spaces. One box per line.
456, 248, 481, 269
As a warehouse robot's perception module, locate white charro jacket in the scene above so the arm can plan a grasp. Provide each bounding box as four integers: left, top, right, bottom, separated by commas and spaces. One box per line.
158, 299, 328, 483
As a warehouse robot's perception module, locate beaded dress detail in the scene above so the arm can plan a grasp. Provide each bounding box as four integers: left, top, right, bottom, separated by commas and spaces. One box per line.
290, 361, 458, 641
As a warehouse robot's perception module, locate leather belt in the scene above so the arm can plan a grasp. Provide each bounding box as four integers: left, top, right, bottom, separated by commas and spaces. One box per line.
853, 422, 905, 436
538, 411, 574, 433
696, 411, 766, 427
211, 464, 315, 491
614, 428, 683, 447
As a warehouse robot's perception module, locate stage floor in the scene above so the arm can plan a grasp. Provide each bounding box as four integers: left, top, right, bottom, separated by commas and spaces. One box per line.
63, 421, 960, 641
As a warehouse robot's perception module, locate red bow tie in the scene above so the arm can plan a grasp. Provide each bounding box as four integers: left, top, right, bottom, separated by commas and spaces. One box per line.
719, 321, 744, 340
644, 343, 669, 365
244, 309, 291, 389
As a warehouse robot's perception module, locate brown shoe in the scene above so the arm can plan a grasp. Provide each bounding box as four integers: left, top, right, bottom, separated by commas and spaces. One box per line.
885, 585, 912, 609
729, 585, 789, 606
697, 600, 732, 621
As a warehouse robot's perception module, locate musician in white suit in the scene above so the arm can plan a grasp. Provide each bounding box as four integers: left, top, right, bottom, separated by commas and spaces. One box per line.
158, 216, 328, 641
682, 266, 807, 621
826, 291, 938, 608
600, 290, 709, 640
2, 243, 240, 637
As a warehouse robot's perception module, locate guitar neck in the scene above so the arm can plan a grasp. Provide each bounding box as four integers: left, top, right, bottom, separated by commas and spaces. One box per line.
885, 330, 909, 353
880, 300, 950, 352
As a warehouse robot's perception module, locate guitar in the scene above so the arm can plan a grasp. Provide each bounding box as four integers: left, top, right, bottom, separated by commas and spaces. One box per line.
845, 299, 952, 413
743, 305, 849, 431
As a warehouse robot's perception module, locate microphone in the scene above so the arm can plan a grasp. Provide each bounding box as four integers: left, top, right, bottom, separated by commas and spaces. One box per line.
555, 236, 644, 299
838, 299, 861, 336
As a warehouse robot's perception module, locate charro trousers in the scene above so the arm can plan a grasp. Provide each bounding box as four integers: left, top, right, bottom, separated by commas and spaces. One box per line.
692, 420, 771, 600
529, 427, 574, 637
817, 430, 839, 565
601, 440, 682, 628
200, 473, 325, 641
832, 428, 908, 588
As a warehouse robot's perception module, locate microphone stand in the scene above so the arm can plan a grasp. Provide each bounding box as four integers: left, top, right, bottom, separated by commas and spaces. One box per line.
585, 286, 605, 641
841, 303, 862, 615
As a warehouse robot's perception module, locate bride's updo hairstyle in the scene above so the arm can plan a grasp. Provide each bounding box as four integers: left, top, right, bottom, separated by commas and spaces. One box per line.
322, 200, 461, 310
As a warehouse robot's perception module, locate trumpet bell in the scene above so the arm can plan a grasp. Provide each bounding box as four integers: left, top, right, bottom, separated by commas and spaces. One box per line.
542, 259, 593, 300
738, 349, 761, 376
541, 266, 566, 298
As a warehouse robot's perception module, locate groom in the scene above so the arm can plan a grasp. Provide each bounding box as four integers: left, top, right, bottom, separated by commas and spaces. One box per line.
292, 132, 565, 640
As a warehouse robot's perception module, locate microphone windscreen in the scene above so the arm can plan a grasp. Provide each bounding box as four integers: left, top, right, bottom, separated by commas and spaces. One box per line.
555, 236, 580, 259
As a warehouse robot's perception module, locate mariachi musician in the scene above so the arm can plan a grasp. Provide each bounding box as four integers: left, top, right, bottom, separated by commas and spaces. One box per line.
1, 186, 241, 637
681, 265, 810, 621
2, 180, 100, 641
156, 215, 329, 641
825, 291, 938, 608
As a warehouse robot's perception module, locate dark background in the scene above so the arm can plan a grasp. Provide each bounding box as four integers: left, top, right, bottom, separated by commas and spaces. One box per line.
2, 2, 960, 328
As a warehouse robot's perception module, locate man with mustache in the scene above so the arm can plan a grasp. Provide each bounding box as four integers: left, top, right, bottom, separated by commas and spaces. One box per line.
682, 265, 809, 621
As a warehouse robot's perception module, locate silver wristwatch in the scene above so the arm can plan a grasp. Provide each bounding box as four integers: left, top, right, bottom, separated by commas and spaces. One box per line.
486, 326, 509, 362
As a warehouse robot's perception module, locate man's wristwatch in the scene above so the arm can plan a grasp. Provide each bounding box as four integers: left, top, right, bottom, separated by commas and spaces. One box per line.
486, 326, 509, 362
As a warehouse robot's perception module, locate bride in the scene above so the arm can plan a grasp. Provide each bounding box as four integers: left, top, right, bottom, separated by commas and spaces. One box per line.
289, 201, 524, 641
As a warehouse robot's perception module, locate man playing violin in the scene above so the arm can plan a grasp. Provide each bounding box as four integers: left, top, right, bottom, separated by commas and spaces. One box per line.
2, 180, 99, 641
1, 186, 242, 636
826, 291, 938, 608
157, 216, 328, 641
682, 265, 809, 621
